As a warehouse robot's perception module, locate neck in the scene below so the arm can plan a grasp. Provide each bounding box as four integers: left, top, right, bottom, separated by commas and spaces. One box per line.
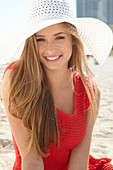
44, 67, 73, 90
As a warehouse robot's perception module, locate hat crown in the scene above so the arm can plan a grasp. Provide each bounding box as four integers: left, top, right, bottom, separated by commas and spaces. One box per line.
27, 0, 75, 24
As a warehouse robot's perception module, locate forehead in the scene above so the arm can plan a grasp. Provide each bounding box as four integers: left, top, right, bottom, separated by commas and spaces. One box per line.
35, 23, 66, 36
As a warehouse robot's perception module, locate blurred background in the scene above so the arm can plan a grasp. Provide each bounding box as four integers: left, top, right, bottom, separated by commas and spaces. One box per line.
76, 0, 113, 55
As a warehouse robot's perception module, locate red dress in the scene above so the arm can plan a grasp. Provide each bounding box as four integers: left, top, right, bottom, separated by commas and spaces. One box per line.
3, 62, 113, 170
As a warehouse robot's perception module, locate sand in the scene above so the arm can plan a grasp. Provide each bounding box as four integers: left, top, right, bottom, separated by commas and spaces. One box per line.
0, 57, 113, 169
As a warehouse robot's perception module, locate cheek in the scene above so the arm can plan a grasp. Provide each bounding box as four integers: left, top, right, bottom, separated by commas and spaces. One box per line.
37, 45, 42, 57
64, 41, 73, 54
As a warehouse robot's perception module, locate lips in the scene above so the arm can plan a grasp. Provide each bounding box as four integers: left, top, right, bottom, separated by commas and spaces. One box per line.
44, 55, 62, 62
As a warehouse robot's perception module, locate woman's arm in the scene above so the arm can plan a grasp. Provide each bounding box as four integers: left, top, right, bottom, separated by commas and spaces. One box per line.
68, 89, 101, 170
1, 70, 44, 170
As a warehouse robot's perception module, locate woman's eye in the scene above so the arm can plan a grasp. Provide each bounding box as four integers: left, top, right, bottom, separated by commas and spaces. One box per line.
56, 36, 65, 40
37, 38, 45, 42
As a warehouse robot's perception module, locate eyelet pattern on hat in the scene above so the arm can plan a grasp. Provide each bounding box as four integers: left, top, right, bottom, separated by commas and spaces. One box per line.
27, 0, 75, 24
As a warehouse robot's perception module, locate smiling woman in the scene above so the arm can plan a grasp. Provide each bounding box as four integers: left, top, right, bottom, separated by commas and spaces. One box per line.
35, 23, 73, 70
1, 0, 113, 170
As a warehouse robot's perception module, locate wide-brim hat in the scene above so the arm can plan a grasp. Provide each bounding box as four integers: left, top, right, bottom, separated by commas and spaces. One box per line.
0, 0, 113, 65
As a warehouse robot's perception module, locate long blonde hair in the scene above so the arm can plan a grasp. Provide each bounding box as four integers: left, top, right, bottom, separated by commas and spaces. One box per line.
9, 22, 97, 158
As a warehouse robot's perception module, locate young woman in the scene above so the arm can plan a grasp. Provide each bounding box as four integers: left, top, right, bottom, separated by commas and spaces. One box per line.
1, 0, 113, 170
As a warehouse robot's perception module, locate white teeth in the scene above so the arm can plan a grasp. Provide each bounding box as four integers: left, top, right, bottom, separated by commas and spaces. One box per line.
46, 56, 60, 60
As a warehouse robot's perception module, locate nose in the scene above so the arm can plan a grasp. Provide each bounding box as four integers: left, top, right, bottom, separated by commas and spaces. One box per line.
45, 40, 56, 50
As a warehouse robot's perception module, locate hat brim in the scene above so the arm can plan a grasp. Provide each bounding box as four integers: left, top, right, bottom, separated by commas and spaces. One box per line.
0, 17, 113, 65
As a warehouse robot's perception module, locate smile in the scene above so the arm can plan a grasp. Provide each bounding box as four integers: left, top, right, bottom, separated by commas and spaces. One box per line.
44, 55, 62, 62
46, 56, 60, 60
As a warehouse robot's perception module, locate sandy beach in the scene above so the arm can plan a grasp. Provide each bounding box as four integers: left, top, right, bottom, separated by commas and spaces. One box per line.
0, 57, 113, 169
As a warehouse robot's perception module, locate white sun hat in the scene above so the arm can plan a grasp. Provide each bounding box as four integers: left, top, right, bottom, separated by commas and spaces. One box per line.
0, 0, 113, 65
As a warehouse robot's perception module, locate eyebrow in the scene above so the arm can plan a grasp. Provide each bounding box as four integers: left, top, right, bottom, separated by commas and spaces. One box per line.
35, 32, 66, 37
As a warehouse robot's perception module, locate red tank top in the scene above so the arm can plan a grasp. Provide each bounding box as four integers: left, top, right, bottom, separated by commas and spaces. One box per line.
3, 61, 113, 170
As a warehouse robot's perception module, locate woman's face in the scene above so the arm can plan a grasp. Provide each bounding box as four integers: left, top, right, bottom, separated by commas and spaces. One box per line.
35, 23, 73, 71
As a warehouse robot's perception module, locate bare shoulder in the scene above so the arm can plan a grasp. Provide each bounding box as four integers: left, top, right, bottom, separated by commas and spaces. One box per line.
1, 60, 20, 95
2, 68, 11, 86
1, 69, 12, 102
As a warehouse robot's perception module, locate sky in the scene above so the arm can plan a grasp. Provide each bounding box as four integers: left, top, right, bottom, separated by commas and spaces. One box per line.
0, 0, 76, 64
